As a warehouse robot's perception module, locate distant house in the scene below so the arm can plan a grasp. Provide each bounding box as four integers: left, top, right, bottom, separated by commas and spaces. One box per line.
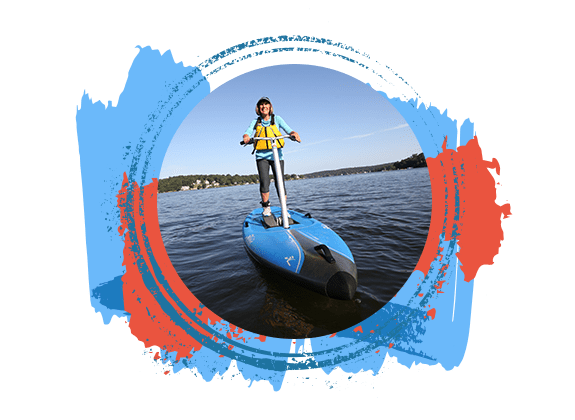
181, 186, 190, 191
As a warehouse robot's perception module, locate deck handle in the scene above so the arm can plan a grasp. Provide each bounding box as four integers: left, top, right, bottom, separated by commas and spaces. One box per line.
314, 244, 336, 263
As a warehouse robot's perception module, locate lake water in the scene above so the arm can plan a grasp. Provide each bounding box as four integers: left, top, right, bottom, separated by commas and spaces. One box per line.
157, 168, 431, 338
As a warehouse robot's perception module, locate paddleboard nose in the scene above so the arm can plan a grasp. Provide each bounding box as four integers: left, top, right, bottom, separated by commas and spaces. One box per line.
326, 271, 358, 300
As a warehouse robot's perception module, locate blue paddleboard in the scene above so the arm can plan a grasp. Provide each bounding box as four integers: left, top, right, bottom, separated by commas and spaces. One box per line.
242, 207, 358, 300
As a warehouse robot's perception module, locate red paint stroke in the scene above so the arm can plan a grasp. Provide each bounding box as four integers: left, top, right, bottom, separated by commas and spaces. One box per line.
375, 350, 380, 354
389, 343, 394, 348
254, 335, 266, 343
153, 352, 160, 360
117, 174, 223, 361
354, 326, 363, 333
415, 136, 511, 282
329, 333, 336, 338
427, 308, 436, 320
164, 371, 170, 375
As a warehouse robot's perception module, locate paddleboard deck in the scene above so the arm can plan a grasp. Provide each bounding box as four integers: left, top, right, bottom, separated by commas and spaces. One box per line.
243, 207, 358, 300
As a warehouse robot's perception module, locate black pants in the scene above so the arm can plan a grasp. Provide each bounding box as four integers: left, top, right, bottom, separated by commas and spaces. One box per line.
257, 159, 285, 197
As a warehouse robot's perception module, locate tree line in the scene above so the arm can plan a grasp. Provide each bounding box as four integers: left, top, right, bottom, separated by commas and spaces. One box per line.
158, 173, 300, 193
158, 153, 427, 193
300, 153, 427, 178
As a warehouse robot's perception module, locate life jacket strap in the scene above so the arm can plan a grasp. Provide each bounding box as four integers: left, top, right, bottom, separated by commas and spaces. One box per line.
252, 116, 262, 154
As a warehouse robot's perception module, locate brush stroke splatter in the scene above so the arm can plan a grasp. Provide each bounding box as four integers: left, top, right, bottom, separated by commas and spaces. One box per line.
76, 37, 510, 390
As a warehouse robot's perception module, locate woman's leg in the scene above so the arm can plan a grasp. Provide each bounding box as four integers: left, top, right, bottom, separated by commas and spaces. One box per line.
256, 159, 272, 214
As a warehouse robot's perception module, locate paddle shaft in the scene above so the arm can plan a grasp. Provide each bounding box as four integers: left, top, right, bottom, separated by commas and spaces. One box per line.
244, 135, 294, 229
270, 140, 289, 228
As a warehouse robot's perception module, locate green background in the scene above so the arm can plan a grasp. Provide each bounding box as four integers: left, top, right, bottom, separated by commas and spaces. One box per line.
5, 1, 573, 418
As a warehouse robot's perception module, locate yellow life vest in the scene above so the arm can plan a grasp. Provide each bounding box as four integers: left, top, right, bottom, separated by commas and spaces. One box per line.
254, 115, 284, 150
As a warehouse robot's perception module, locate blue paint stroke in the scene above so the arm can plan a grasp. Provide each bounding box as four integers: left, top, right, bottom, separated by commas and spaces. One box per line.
91, 275, 124, 311
77, 38, 479, 389
77, 46, 210, 322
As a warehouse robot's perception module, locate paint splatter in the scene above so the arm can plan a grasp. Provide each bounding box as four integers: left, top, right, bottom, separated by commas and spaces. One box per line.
415, 136, 511, 282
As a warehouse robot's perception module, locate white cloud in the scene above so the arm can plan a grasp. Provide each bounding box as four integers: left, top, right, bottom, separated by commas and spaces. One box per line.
285, 124, 410, 154
342, 132, 377, 140
383, 123, 409, 132
342, 124, 409, 141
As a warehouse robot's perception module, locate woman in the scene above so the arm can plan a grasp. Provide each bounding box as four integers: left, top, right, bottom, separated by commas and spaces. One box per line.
243, 97, 301, 217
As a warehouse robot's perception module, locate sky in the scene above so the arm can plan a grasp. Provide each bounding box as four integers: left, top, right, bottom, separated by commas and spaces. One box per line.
160, 64, 422, 178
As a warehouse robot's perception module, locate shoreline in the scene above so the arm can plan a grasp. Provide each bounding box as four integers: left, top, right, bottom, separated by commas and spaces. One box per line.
159, 166, 428, 194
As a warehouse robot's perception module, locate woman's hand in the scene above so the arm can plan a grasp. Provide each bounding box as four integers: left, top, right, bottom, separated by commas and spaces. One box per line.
243, 134, 251, 144
290, 131, 301, 142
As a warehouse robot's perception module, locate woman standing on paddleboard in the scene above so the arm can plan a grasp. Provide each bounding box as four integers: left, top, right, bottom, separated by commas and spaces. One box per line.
242, 97, 301, 217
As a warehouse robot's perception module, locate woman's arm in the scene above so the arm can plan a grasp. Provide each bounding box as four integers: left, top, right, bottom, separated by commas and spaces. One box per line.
289, 131, 301, 142
243, 119, 257, 144
276, 116, 301, 142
